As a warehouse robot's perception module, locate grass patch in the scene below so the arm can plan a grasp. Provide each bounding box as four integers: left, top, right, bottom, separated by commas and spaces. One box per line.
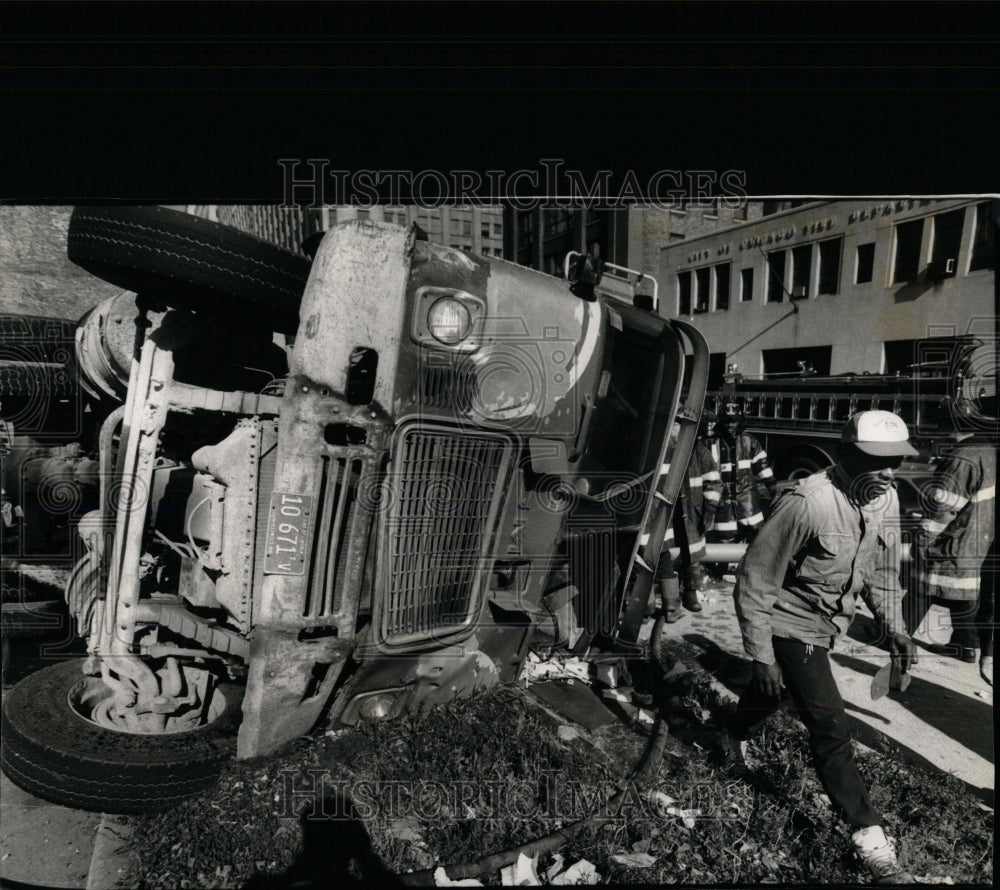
119, 640, 993, 887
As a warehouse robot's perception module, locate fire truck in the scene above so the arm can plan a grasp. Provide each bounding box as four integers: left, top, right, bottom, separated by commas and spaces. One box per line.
705, 335, 998, 482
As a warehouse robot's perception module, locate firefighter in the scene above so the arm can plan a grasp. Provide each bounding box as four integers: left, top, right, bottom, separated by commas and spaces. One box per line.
907, 434, 995, 680
706, 401, 776, 545
652, 417, 722, 620
723, 410, 918, 883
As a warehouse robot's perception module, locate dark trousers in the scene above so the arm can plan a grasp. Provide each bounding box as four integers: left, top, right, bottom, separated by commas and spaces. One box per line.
906, 539, 996, 655
730, 636, 880, 829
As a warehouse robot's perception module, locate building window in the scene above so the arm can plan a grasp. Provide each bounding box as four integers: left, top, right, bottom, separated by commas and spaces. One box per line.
817, 237, 842, 295
791, 244, 812, 299
762, 345, 832, 378
715, 263, 730, 311
678, 270, 692, 316
708, 352, 728, 390
493, 222, 502, 236
740, 267, 753, 301
694, 267, 711, 313
481, 224, 491, 239
930, 208, 964, 267
856, 242, 875, 283
669, 232, 686, 242
884, 338, 921, 375
970, 202, 995, 271
892, 218, 924, 283
766, 250, 787, 302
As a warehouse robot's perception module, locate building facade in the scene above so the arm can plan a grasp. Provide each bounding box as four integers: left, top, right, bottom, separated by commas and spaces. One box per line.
501, 201, 771, 281
653, 199, 996, 386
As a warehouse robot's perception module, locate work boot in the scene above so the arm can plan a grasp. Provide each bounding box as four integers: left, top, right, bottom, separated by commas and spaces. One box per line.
851, 825, 912, 883
659, 578, 683, 623
960, 646, 978, 664
981, 655, 993, 686
681, 585, 702, 612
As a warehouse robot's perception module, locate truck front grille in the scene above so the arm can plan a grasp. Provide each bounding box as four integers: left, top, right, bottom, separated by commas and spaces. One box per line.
377, 425, 513, 649
304, 455, 365, 619
418, 357, 477, 412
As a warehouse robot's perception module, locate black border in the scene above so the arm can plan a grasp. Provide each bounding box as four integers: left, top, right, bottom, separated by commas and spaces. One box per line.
2, 1, 997, 201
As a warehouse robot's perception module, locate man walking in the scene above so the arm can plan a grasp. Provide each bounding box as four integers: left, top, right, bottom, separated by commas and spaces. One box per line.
726, 410, 917, 883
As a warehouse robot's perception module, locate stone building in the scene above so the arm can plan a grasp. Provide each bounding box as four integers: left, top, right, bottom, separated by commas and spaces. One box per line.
652, 199, 996, 385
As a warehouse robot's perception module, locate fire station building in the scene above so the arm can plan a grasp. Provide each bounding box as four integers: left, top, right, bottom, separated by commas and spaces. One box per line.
651, 199, 997, 387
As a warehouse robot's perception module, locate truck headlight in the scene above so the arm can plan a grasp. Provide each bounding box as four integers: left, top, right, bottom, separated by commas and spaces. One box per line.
428, 298, 472, 344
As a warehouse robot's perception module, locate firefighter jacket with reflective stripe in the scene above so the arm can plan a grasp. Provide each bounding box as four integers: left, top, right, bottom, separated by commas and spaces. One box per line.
733, 465, 906, 665
652, 441, 720, 559
916, 443, 996, 602
711, 433, 775, 532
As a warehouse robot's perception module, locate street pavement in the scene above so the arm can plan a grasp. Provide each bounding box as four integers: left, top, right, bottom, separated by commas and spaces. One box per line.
654, 577, 995, 806
1, 581, 993, 888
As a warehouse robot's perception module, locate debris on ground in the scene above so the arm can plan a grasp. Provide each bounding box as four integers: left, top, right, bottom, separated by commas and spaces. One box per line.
549, 858, 601, 885
518, 652, 591, 684
433, 866, 484, 886
611, 851, 656, 868
499, 851, 541, 885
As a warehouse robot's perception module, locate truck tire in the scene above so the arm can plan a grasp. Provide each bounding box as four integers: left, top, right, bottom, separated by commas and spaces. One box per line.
67, 206, 311, 334
0, 315, 77, 363
1, 658, 243, 814
0, 315, 78, 400
779, 452, 831, 481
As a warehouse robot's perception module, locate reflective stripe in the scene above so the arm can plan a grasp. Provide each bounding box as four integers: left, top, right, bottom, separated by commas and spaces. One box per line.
689, 476, 704, 488
661, 462, 671, 474
926, 572, 980, 591
751, 450, 767, 463
720, 463, 733, 472
703, 491, 721, 502
715, 520, 738, 531
920, 518, 949, 536
740, 512, 765, 527
640, 533, 650, 546
972, 485, 995, 503
737, 459, 752, 469
689, 538, 706, 553
934, 489, 969, 511
758, 467, 774, 479
703, 471, 721, 482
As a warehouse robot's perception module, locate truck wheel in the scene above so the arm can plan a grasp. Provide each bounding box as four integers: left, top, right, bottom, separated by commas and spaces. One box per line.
0, 314, 78, 400
1, 658, 243, 814
780, 453, 831, 481
67, 206, 311, 334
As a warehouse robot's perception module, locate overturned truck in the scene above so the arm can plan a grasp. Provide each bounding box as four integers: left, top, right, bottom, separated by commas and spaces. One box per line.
1, 207, 708, 813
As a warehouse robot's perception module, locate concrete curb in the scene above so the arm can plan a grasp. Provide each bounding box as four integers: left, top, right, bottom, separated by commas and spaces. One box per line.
85, 815, 132, 890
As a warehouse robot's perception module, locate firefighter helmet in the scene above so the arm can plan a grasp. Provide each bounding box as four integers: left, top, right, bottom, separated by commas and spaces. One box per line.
721, 401, 743, 436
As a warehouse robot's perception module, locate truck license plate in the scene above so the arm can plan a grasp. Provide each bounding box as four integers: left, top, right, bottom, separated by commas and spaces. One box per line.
263, 492, 313, 576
